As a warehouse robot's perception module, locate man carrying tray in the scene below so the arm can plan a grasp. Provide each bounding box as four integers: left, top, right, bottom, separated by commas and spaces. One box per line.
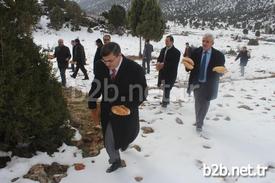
88, 42, 147, 173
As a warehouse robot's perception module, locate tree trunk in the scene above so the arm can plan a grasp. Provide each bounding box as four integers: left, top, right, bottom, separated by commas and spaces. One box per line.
139, 36, 142, 57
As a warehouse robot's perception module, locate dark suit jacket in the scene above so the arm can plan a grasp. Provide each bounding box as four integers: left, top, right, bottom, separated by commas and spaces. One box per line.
74, 43, 86, 65
93, 45, 102, 73
72, 45, 76, 61
143, 43, 153, 61
187, 47, 225, 101
88, 56, 147, 149
157, 45, 181, 84
54, 46, 71, 68
235, 50, 250, 66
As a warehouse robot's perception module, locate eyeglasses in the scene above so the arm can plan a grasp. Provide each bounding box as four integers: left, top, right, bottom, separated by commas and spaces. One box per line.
101, 59, 113, 63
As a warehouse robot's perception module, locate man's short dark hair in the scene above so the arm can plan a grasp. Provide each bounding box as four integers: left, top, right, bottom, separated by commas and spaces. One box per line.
96, 38, 103, 45
75, 38, 80, 44
101, 42, 121, 57
166, 35, 174, 42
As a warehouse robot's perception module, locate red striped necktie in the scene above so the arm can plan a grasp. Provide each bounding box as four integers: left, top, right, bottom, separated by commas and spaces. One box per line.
111, 69, 116, 80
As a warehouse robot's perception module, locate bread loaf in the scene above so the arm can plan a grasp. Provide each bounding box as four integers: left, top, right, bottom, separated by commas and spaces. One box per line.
182, 57, 194, 66
111, 105, 130, 116
212, 66, 227, 74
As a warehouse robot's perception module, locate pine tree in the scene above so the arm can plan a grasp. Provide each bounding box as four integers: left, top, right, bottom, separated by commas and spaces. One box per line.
64, 1, 83, 31
137, 0, 165, 41
0, 0, 73, 157
128, 0, 146, 56
49, 6, 65, 30
44, 0, 65, 10
128, 0, 165, 56
108, 5, 126, 29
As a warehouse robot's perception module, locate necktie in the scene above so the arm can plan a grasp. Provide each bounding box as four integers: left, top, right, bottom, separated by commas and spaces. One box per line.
111, 69, 116, 80
199, 51, 207, 82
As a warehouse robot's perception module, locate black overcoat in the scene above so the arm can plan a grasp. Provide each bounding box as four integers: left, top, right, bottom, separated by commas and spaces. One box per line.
88, 56, 147, 149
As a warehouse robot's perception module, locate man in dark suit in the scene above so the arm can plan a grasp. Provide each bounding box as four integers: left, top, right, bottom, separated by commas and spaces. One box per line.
93, 38, 103, 74
88, 42, 147, 173
157, 35, 181, 108
183, 42, 192, 58
185, 33, 225, 132
71, 39, 89, 80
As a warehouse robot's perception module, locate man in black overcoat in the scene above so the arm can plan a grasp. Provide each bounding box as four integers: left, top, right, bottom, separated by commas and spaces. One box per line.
71, 38, 89, 80
93, 38, 103, 74
157, 35, 181, 107
88, 42, 147, 173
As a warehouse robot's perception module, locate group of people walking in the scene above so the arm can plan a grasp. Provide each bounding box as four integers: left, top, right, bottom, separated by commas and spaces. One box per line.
49, 38, 89, 87
87, 33, 227, 173
50, 32, 250, 173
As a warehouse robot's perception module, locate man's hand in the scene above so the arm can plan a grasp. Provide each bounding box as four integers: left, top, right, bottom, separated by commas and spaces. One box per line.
156, 62, 164, 71
182, 57, 194, 70
48, 54, 54, 59
212, 66, 227, 74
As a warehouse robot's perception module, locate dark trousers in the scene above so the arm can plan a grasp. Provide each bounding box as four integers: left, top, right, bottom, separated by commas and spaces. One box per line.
71, 63, 75, 72
72, 64, 88, 78
193, 83, 210, 128
59, 67, 66, 86
105, 123, 120, 164
240, 65, 245, 76
157, 71, 164, 87
142, 59, 150, 74
162, 80, 175, 104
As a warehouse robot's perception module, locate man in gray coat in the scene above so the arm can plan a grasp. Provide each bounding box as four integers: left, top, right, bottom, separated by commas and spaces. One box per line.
142, 39, 153, 74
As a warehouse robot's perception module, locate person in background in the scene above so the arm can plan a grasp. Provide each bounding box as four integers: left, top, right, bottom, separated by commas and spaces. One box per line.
235, 46, 250, 76
103, 34, 111, 45
93, 38, 103, 74
50, 39, 71, 87
70, 40, 76, 72
70, 38, 89, 80
183, 42, 192, 58
142, 39, 154, 74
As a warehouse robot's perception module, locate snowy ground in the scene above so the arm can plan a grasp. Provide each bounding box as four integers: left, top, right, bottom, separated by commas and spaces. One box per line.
1, 17, 275, 183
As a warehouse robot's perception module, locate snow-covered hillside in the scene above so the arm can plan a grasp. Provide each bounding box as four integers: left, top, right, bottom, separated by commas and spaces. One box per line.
77, 0, 275, 32
1, 17, 275, 183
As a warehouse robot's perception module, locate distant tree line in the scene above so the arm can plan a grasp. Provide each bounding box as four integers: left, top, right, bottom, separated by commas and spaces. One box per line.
43, 0, 98, 31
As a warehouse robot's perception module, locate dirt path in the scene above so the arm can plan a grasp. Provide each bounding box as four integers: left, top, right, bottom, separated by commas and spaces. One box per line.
63, 87, 103, 157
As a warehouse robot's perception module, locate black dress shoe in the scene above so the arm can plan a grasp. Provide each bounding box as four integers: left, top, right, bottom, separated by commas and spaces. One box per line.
70, 75, 76, 78
82, 77, 89, 80
106, 160, 122, 173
